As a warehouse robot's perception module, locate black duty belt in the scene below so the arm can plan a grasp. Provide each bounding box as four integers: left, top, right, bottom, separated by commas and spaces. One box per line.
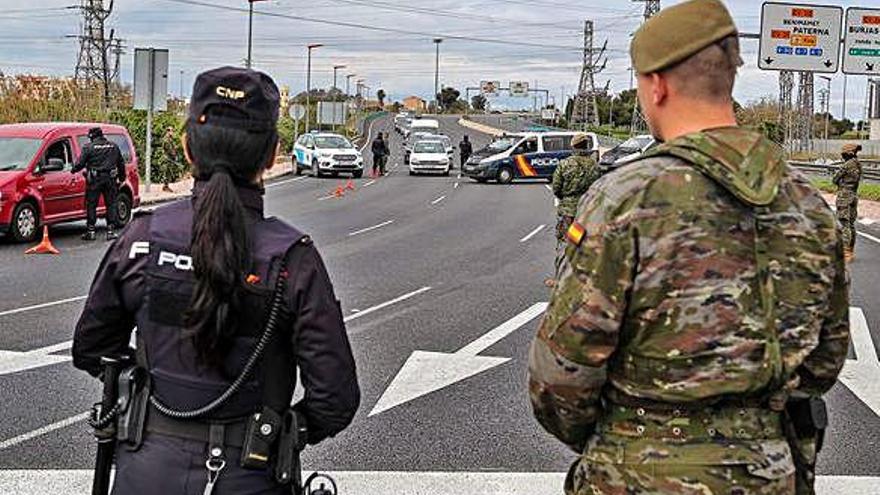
608, 393, 768, 412
146, 404, 248, 448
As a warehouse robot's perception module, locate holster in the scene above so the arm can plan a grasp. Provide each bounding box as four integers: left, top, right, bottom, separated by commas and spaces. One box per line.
274, 409, 308, 494
783, 396, 827, 495
115, 366, 149, 451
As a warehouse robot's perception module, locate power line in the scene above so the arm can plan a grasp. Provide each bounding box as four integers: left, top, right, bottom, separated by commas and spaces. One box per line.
161, 0, 586, 52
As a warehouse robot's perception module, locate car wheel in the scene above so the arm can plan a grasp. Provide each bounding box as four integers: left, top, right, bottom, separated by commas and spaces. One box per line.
409, 170, 416, 176
116, 192, 133, 227
497, 167, 514, 184
293, 160, 302, 176
312, 160, 322, 178
353, 170, 363, 179
11, 201, 39, 243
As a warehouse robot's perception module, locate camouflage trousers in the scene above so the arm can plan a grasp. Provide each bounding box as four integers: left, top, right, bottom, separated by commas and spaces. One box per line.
836, 192, 858, 251
565, 406, 796, 495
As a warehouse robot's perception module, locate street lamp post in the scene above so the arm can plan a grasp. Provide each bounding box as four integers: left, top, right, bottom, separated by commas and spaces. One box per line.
332, 65, 346, 130
819, 76, 832, 160
245, 0, 268, 69
346, 74, 356, 97
305, 43, 323, 133
433, 38, 442, 113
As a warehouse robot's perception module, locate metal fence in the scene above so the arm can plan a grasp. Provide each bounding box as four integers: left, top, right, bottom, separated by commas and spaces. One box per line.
789, 159, 880, 182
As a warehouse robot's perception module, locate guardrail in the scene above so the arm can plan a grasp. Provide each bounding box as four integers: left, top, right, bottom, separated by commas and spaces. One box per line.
789, 159, 880, 182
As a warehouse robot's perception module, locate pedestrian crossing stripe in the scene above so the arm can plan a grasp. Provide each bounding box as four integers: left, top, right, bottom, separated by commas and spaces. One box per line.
514, 155, 537, 177
566, 221, 585, 246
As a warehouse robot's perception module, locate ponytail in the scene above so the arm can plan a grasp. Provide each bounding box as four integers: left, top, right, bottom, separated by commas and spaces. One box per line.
183, 111, 278, 368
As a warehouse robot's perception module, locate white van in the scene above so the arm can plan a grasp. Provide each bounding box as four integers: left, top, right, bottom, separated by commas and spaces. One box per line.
406, 118, 439, 138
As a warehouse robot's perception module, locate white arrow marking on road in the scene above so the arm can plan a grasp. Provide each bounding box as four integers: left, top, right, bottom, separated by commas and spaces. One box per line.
369, 302, 548, 417
839, 307, 880, 418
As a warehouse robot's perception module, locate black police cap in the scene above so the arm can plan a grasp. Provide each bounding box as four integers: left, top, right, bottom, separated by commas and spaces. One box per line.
88, 127, 103, 139
189, 66, 280, 132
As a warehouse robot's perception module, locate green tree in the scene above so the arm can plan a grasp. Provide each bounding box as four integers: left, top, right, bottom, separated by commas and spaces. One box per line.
471, 94, 487, 111
377, 89, 386, 107
437, 87, 461, 113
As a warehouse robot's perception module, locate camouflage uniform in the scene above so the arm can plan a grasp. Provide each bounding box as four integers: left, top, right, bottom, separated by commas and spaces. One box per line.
552, 151, 602, 272
832, 157, 861, 253
529, 127, 850, 494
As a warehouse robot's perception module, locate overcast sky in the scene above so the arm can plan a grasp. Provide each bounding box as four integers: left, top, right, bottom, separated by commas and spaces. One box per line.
0, 0, 874, 120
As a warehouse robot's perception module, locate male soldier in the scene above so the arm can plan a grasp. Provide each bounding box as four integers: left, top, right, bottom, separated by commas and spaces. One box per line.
547, 133, 601, 286
72, 127, 125, 241
528, 1, 850, 494
161, 126, 179, 193
458, 134, 473, 169
833, 143, 862, 262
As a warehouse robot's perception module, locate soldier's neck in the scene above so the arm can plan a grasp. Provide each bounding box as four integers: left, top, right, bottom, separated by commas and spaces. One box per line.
658, 101, 737, 142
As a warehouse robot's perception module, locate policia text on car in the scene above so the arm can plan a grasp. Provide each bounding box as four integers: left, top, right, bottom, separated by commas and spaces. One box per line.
73, 67, 360, 495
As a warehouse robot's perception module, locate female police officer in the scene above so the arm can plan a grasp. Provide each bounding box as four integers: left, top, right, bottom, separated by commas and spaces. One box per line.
72, 67, 360, 494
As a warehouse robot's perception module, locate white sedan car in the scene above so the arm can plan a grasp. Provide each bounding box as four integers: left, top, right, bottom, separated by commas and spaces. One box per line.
293, 132, 364, 178
408, 141, 450, 176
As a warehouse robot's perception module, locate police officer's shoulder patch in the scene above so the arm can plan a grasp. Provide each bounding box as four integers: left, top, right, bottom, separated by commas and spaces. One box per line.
565, 221, 586, 247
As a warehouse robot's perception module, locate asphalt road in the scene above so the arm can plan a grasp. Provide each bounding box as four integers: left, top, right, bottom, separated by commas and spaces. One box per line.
0, 114, 878, 493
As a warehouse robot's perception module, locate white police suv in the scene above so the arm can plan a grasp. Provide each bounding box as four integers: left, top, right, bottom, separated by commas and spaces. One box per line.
293, 132, 364, 178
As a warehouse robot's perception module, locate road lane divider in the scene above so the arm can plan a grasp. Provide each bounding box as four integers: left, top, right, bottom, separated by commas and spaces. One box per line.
431, 195, 446, 205
0, 296, 88, 319
265, 175, 308, 189
0, 412, 90, 451
363, 180, 376, 188
519, 225, 546, 243
858, 231, 880, 245
348, 220, 394, 237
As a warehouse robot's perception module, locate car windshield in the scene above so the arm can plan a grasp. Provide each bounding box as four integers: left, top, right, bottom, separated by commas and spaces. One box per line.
619, 136, 652, 150
0, 137, 42, 171
486, 138, 515, 152
414, 141, 445, 153
314, 136, 352, 149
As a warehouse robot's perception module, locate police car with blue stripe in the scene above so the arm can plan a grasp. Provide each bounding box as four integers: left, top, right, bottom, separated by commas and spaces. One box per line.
463, 131, 598, 184
292, 132, 364, 178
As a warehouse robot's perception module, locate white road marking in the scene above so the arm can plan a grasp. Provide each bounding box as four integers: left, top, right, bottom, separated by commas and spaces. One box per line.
0, 296, 87, 318
544, 184, 552, 192
0, 471, 871, 494
317, 195, 336, 201
839, 307, 880, 419
858, 218, 876, 226
431, 195, 446, 205
370, 302, 548, 416
348, 220, 394, 237
454, 182, 459, 189
265, 175, 307, 189
0, 412, 90, 451
363, 180, 376, 187
343, 286, 432, 324
857, 230, 880, 245
519, 224, 546, 243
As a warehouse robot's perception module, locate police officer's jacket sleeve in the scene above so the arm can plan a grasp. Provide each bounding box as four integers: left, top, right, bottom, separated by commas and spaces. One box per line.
71, 143, 92, 174
288, 245, 360, 444
528, 171, 637, 452
72, 219, 146, 376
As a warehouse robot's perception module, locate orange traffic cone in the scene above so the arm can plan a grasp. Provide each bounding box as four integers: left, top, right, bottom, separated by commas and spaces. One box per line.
346, 179, 355, 191
25, 226, 60, 255
334, 185, 345, 198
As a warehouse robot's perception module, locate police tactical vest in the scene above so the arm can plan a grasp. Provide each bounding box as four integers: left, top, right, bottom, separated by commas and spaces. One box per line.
138, 200, 305, 419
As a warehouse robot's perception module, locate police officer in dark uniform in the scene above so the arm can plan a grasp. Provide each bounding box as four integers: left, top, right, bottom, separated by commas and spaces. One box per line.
72, 67, 360, 495
458, 135, 472, 170
72, 127, 125, 241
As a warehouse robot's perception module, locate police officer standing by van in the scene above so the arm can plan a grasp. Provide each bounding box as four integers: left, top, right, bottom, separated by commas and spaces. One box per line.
72, 127, 125, 241
73, 67, 360, 495
529, 1, 849, 494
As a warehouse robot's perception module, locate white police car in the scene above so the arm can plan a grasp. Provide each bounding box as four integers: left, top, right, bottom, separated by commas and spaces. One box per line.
293, 132, 364, 178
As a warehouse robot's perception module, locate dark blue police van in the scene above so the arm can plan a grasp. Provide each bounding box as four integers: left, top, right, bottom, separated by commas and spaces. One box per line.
462, 132, 598, 184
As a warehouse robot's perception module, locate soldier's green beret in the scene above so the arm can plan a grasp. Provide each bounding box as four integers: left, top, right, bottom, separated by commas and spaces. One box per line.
571, 133, 590, 149
630, 0, 738, 74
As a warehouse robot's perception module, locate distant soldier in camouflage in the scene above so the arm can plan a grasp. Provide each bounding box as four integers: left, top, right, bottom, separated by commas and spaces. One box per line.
833, 143, 862, 262
548, 134, 601, 285
528, 1, 850, 494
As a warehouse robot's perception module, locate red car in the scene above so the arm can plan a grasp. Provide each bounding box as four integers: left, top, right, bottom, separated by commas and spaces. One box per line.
0, 122, 140, 242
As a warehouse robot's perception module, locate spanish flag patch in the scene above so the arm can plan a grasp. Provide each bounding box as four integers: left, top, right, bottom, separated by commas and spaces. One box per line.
566, 222, 586, 246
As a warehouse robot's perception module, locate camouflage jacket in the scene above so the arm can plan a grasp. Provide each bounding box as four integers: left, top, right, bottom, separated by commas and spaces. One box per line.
552, 152, 602, 217
529, 127, 850, 451
833, 158, 861, 194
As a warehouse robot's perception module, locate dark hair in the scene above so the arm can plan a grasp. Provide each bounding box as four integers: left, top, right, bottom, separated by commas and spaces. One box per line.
664, 35, 742, 103
89, 127, 103, 140
183, 107, 278, 367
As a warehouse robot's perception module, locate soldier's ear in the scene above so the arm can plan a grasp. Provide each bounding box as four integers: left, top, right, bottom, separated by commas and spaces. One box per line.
181, 134, 194, 166
650, 73, 669, 106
